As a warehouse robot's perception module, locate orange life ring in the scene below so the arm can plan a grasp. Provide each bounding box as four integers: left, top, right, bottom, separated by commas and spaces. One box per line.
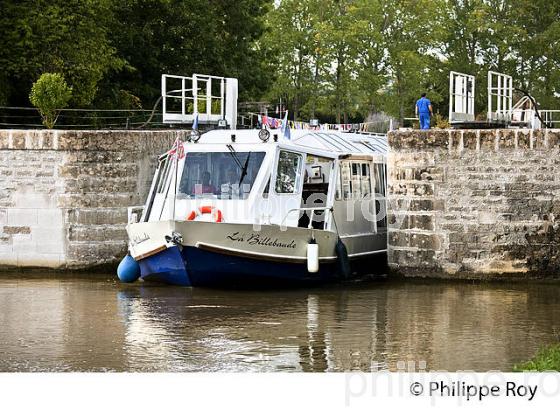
187, 206, 223, 223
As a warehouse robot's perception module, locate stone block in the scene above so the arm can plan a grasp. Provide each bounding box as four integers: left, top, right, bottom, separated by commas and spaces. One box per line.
498, 129, 516, 149
388, 130, 437, 150
25, 131, 43, 149
36, 209, 64, 226
388, 182, 434, 197
96, 208, 128, 224
11, 131, 27, 149
0, 241, 13, 254
3, 226, 31, 235
68, 226, 106, 242
0, 132, 9, 149
517, 130, 530, 149
32, 225, 65, 243
14, 190, 56, 209
396, 199, 435, 212
408, 214, 435, 231
425, 130, 450, 148
7, 209, 38, 226
389, 232, 441, 250
41, 131, 56, 150
463, 131, 477, 150
16, 252, 62, 268
12, 235, 36, 253
103, 226, 128, 242
547, 130, 560, 149
479, 130, 496, 151
534, 129, 546, 150
39, 239, 65, 255
449, 131, 462, 152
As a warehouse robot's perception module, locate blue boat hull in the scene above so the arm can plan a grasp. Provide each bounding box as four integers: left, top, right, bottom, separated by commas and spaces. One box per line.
138, 246, 192, 286
137, 245, 386, 287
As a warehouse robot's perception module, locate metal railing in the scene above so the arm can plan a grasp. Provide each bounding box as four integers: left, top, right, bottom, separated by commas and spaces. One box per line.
162, 74, 225, 123
0, 106, 169, 129
487, 71, 513, 123
449, 71, 475, 123
511, 95, 560, 129
161, 73, 238, 128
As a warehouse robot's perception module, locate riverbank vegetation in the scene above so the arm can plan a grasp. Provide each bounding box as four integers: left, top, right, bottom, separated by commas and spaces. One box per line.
514, 344, 560, 371
1, 0, 559, 123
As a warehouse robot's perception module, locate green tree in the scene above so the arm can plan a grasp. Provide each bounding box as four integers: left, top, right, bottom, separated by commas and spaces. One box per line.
262, 0, 317, 120
264, 0, 365, 123
512, 0, 560, 109
377, 0, 447, 122
101, 0, 271, 108
266, 0, 446, 123
319, 0, 363, 123
352, 0, 388, 118
0, 0, 123, 107
29, 73, 72, 128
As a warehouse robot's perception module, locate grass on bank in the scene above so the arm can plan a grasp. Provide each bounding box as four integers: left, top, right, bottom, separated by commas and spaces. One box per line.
514, 344, 560, 371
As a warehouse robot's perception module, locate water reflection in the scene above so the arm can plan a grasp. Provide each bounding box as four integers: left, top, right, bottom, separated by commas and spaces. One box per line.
0, 275, 559, 372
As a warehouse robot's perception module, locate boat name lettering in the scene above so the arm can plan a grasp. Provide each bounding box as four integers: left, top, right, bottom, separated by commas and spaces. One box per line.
226, 232, 296, 249
131, 232, 150, 246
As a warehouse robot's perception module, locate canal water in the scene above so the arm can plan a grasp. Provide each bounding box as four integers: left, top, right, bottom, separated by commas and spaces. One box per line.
0, 273, 559, 372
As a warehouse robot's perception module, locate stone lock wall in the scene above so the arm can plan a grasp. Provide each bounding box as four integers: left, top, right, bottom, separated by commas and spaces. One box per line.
4, 127, 560, 278
387, 128, 560, 279
0, 130, 185, 270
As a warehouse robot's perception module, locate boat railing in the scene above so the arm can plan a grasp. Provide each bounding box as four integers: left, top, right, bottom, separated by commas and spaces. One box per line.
161, 73, 238, 128
281, 207, 333, 229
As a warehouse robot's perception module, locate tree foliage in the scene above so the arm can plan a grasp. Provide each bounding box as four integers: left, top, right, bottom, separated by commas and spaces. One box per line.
0, 0, 271, 109
266, 0, 560, 122
0, 0, 122, 107
1, 0, 559, 123
29, 73, 72, 128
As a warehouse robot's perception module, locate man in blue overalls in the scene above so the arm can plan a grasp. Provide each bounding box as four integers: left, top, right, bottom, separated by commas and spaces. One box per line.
415, 93, 433, 129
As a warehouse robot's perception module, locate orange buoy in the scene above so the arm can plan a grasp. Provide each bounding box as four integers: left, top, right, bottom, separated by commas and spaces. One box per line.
187, 206, 223, 223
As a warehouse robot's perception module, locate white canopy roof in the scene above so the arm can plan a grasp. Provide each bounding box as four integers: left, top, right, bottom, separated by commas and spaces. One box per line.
197, 129, 387, 156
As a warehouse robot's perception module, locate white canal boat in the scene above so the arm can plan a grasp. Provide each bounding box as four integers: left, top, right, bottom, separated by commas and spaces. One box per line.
124, 127, 388, 286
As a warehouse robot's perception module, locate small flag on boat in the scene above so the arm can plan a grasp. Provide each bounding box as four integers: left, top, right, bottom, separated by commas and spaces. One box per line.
168, 137, 185, 160
281, 110, 290, 140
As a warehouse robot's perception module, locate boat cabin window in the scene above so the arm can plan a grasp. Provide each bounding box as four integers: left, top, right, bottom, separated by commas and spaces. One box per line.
298, 155, 333, 229
178, 151, 265, 199
336, 161, 371, 200
275, 151, 303, 194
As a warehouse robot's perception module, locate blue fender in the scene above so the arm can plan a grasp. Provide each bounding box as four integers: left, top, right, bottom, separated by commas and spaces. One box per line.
117, 254, 141, 283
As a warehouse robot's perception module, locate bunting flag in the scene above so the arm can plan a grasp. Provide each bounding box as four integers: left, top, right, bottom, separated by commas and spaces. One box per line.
168, 137, 185, 160
249, 112, 390, 134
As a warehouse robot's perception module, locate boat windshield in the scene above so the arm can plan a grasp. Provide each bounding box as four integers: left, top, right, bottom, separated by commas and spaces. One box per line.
178, 151, 266, 199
